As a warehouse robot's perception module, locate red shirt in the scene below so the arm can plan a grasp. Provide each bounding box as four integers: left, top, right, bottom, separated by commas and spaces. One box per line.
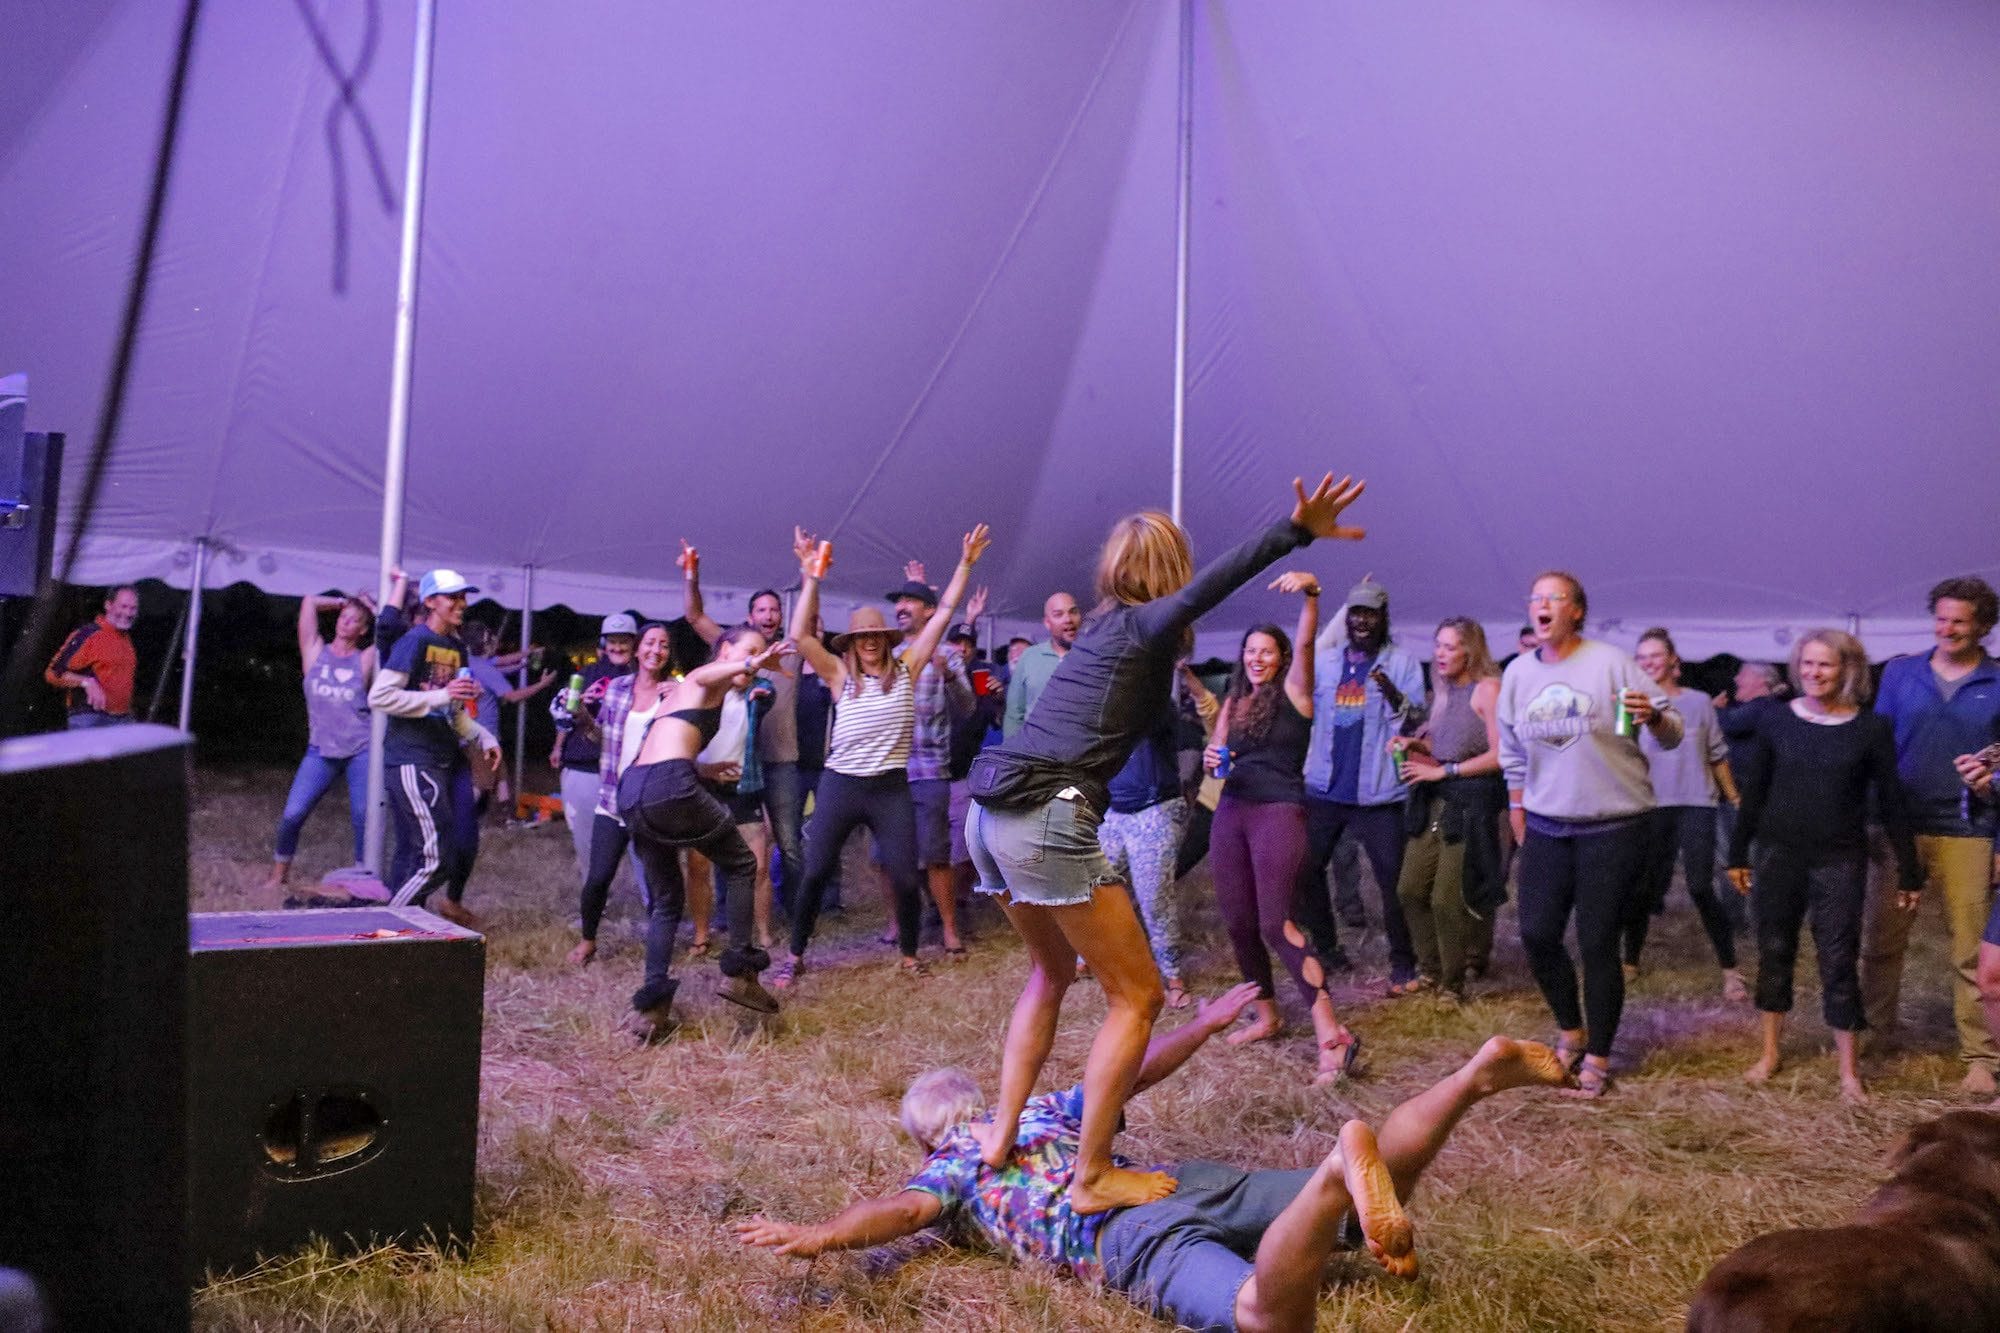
46, 615, 137, 717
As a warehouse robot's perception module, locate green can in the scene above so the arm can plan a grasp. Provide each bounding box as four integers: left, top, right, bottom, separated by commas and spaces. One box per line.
1613, 693, 1637, 739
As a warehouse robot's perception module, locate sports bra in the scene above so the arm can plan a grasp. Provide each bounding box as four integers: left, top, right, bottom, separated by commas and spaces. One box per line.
666, 704, 722, 748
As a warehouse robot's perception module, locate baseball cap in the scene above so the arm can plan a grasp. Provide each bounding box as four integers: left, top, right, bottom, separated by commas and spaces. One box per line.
883, 579, 939, 607
1345, 578, 1388, 610
601, 612, 640, 638
419, 568, 478, 600
945, 623, 978, 645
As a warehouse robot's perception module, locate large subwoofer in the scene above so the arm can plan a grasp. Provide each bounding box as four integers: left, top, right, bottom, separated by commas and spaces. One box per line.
186, 906, 484, 1277
0, 724, 192, 1329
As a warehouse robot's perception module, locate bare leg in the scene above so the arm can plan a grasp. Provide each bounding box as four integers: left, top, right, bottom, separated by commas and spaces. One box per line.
972, 898, 1075, 1169
264, 860, 290, 890
1375, 1036, 1572, 1200
1833, 1029, 1866, 1104
1744, 1012, 1783, 1084
687, 849, 714, 949
927, 865, 963, 951
740, 823, 774, 950
1051, 886, 1173, 1214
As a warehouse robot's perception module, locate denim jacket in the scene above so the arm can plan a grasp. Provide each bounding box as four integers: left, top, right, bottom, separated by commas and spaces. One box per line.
1303, 640, 1426, 807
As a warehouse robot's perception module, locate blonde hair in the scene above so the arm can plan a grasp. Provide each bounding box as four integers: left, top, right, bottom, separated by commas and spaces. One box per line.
1094, 511, 1194, 611
1789, 629, 1872, 708
900, 1068, 984, 1150
1435, 617, 1499, 682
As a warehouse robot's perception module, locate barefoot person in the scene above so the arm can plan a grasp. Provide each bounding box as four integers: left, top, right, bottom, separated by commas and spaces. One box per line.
777, 524, 989, 984
1206, 573, 1361, 1085
1728, 629, 1917, 1104
736, 986, 1574, 1333
614, 625, 792, 1038
1497, 571, 1682, 1098
965, 474, 1367, 1215
267, 592, 376, 888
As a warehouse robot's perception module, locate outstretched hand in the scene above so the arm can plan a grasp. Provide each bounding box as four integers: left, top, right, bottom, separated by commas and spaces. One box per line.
904, 558, 927, 583
677, 539, 699, 577
1290, 473, 1367, 542
965, 586, 990, 623
746, 639, 794, 675
961, 523, 992, 566
734, 1216, 822, 1258
1267, 570, 1322, 598
1197, 981, 1263, 1035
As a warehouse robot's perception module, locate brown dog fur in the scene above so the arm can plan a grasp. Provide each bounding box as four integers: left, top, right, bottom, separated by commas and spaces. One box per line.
1687, 1110, 2000, 1332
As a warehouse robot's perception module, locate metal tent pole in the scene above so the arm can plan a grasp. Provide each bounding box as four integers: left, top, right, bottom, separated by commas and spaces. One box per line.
364, 0, 441, 875
1169, 0, 1194, 526
176, 537, 208, 731
513, 563, 534, 807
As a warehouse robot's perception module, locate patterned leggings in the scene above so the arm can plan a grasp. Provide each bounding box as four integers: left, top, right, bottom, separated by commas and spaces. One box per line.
1098, 798, 1188, 981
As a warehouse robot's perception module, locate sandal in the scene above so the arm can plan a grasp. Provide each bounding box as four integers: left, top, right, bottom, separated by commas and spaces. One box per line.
944, 944, 969, 962
1164, 979, 1191, 1010
686, 937, 713, 961
1567, 1060, 1613, 1100
1553, 1037, 1586, 1077
1386, 975, 1435, 999
768, 955, 802, 990
1315, 1028, 1363, 1086
897, 957, 930, 979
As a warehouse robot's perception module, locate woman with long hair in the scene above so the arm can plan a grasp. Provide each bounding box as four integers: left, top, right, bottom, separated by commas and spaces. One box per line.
966, 474, 1366, 1215
1396, 618, 1507, 1005
567, 622, 677, 968
776, 524, 988, 984
1624, 626, 1745, 999
1206, 574, 1362, 1084
1497, 571, 1683, 1098
615, 624, 792, 1037
1728, 629, 1917, 1103
267, 592, 377, 888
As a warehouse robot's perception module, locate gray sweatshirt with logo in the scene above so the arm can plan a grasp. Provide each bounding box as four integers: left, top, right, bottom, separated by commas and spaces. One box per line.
1498, 639, 1682, 821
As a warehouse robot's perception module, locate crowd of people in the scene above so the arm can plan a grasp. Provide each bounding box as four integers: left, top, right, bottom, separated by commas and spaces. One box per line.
42, 493, 2000, 1327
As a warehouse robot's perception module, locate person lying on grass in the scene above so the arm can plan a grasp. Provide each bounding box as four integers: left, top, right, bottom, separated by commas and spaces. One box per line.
736, 982, 1575, 1333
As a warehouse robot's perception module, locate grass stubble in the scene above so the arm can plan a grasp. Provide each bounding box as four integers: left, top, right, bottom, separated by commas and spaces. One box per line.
185, 763, 1979, 1331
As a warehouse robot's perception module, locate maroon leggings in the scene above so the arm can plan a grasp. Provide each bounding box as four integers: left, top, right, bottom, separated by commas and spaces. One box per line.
1211, 795, 1319, 1006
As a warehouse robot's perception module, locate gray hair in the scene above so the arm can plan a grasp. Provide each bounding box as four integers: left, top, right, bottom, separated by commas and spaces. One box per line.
1744, 660, 1787, 696
900, 1068, 984, 1150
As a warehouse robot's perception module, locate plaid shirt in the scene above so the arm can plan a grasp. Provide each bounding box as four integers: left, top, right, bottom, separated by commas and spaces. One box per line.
898, 645, 976, 781
592, 673, 660, 820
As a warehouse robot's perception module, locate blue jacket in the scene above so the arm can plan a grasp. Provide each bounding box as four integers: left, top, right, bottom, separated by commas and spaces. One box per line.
1303, 640, 1426, 806
1874, 652, 2000, 837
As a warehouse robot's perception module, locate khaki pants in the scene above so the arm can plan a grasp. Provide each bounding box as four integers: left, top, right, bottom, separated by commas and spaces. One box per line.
1859, 833, 1998, 1070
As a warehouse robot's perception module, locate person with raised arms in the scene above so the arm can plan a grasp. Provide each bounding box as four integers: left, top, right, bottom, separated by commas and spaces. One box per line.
266, 590, 377, 888
964, 474, 1367, 1216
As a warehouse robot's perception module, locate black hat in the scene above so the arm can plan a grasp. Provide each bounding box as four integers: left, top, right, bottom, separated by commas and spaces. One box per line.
945, 623, 978, 645
884, 580, 938, 607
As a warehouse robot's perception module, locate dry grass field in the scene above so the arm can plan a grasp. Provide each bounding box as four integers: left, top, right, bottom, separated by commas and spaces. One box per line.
185, 761, 1983, 1332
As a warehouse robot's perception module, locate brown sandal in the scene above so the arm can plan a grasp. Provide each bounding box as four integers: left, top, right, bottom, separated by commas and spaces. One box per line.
1315, 1028, 1363, 1085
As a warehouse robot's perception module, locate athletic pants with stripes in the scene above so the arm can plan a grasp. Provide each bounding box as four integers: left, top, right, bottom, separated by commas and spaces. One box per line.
389, 761, 478, 908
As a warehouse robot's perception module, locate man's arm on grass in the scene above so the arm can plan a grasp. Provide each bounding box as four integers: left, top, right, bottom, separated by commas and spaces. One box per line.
735, 1190, 943, 1258
1133, 982, 1259, 1094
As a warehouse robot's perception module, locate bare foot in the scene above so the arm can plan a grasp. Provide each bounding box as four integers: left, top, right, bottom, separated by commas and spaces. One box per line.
970, 1116, 1017, 1170
1962, 1066, 1998, 1098
1464, 1036, 1575, 1095
262, 865, 289, 893
1226, 1000, 1283, 1046
1839, 1075, 1868, 1106
1743, 1055, 1779, 1085
1070, 1166, 1178, 1215
567, 939, 596, 967
1722, 969, 1750, 1004
1164, 979, 1191, 1010
1338, 1121, 1416, 1279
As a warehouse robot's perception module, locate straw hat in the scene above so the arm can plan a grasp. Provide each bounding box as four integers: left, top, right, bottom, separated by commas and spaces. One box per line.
831, 606, 904, 651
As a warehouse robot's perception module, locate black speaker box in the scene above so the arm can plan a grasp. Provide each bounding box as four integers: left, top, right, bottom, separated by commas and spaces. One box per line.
0, 430, 63, 599
186, 907, 484, 1277
0, 724, 191, 1329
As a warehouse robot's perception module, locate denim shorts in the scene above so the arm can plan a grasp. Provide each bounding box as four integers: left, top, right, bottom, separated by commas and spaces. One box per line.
966, 793, 1119, 908
1098, 1160, 1359, 1333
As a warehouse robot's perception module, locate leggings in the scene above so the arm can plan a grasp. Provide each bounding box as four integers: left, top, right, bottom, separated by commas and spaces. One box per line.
790, 769, 919, 959
616, 759, 764, 1011
1517, 820, 1648, 1058
1752, 843, 1867, 1030
1211, 795, 1320, 1006
576, 812, 657, 941
1099, 798, 1189, 980
1622, 806, 1737, 968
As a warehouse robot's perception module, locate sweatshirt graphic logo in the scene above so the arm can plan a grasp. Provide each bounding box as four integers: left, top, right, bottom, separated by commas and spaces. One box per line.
1518, 682, 1596, 751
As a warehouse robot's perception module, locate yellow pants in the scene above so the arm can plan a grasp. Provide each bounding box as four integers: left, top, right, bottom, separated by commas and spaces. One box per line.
1860, 833, 1998, 1070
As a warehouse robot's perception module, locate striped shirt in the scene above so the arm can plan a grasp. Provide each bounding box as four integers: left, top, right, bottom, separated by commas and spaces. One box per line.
829, 660, 915, 777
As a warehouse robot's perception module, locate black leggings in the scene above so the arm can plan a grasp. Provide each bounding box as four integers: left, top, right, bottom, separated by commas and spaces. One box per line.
1751, 843, 1866, 1030
616, 759, 764, 1011
790, 769, 919, 959
1622, 806, 1736, 969
1517, 821, 1648, 1058
577, 812, 646, 942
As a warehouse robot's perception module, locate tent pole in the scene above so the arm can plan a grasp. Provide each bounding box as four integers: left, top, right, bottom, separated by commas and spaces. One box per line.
514, 563, 534, 808
176, 536, 208, 732
364, 0, 441, 876
1169, 0, 1194, 526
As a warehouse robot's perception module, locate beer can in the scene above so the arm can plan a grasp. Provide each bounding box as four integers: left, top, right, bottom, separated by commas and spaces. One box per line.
1213, 745, 1233, 778
1392, 740, 1411, 782
564, 672, 586, 713
1614, 692, 1637, 739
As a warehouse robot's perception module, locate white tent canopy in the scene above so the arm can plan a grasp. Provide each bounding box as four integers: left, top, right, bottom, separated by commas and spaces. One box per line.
6, 0, 2000, 663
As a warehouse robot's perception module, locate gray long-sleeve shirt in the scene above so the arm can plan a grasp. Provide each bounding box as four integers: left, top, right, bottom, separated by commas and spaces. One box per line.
1498, 638, 1682, 822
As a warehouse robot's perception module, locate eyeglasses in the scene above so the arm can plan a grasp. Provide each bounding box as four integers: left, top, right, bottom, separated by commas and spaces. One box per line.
1526, 593, 1574, 606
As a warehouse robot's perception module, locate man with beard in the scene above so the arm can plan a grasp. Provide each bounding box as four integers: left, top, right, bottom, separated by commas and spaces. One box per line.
1297, 579, 1427, 988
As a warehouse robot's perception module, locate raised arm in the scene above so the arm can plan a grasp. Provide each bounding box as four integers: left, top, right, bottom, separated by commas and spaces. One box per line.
1131, 474, 1364, 645
788, 527, 845, 692
735, 1191, 942, 1259
678, 539, 726, 647
907, 525, 990, 676
682, 641, 792, 692
296, 594, 338, 668
1269, 571, 1320, 713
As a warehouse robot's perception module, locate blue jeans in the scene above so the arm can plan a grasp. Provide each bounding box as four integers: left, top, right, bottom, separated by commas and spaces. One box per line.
66, 711, 132, 730
274, 745, 369, 864
760, 760, 803, 912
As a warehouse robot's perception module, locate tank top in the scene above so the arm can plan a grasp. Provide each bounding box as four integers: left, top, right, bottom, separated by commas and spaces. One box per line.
694, 691, 748, 766
1222, 693, 1311, 804
828, 661, 915, 778
1427, 678, 1492, 765
304, 644, 371, 759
